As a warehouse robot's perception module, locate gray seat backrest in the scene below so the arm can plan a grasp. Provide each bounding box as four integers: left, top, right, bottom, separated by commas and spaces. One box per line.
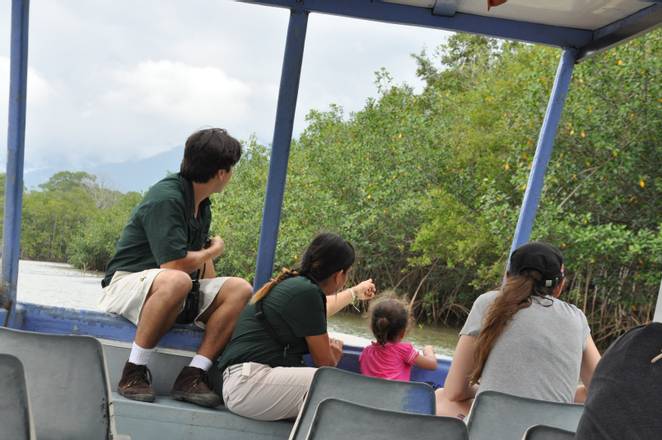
0, 327, 111, 440
467, 391, 583, 440
290, 367, 435, 440
523, 424, 576, 440
306, 398, 467, 440
0, 354, 35, 440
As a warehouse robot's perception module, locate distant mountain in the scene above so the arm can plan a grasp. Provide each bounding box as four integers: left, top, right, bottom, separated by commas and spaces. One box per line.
24, 145, 183, 193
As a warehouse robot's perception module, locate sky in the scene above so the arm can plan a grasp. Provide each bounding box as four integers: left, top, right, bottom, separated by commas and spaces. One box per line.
0, 0, 451, 191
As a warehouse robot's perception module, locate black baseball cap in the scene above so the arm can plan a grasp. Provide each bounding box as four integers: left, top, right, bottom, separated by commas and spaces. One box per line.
510, 242, 564, 287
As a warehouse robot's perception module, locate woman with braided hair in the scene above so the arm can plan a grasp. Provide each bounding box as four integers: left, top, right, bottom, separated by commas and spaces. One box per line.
212, 233, 376, 421
436, 242, 601, 419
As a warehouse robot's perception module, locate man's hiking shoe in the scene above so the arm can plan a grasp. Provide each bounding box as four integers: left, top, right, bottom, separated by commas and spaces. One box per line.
171, 366, 222, 408
118, 361, 155, 402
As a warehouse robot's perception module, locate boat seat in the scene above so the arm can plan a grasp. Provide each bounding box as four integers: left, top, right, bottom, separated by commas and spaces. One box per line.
0, 327, 124, 440
305, 398, 467, 440
522, 424, 576, 440
466, 391, 584, 440
290, 367, 436, 440
0, 354, 35, 440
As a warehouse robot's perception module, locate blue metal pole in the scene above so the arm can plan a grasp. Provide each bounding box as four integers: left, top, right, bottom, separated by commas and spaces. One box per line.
254, 8, 309, 290
1, 0, 30, 327
654, 279, 662, 323
508, 48, 577, 258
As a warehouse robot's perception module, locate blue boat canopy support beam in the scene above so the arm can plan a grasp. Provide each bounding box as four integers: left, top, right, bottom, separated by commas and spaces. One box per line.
1, 0, 30, 328
654, 279, 662, 323
254, 8, 309, 290
238, 0, 592, 49
238, 1, 661, 62
578, 3, 662, 60
508, 48, 577, 260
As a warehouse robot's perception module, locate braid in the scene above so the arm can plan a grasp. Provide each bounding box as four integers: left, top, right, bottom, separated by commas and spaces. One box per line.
374, 317, 391, 345
251, 268, 299, 304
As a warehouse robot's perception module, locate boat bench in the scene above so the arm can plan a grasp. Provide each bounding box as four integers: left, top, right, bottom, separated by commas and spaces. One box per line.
290, 367, 436, 440
0, 353, 35, 440
8, 303, 450, 439
305, 398, 467, 440
466, 391, 584, 440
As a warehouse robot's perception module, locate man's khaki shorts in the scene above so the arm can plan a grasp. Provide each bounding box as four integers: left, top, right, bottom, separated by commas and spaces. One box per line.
99, 269, 229, 329
222, 362, 317, 421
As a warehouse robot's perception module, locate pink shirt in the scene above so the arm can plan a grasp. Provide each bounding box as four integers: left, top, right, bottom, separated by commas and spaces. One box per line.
359, 341, 419, 381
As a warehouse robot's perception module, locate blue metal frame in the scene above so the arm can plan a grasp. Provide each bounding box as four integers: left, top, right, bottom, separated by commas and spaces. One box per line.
238, 1, 662, 61
1, 0, 30, 328
508, 48, 577, 258
578, 3, 662, 59
12, 302, 452, 386
254, 8, 309, 290
16, 302, 205, 351
654, 280, 662, 323
432, 0, 459, 17
238, 0, 592, 49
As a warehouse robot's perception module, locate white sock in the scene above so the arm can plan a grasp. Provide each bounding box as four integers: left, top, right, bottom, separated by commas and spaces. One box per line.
189, 354, 213, 371
128, 342, 154, 366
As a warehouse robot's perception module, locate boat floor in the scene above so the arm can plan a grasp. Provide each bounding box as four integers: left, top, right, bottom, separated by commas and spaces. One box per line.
102, 340, 293, 440
111, 393, 293, 440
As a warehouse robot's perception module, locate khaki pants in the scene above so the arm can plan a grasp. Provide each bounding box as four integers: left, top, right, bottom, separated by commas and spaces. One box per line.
99, 269, 228, 329
222, 362, 316, 421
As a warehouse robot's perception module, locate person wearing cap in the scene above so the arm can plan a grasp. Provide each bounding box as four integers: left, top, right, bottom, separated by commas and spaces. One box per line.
436, 242, 601, 418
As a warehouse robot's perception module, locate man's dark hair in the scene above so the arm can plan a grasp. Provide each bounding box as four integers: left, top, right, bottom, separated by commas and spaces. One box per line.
180, 128, 242, 183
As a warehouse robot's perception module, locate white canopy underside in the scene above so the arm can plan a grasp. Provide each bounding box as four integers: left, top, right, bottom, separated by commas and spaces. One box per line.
384, 0, 656, 30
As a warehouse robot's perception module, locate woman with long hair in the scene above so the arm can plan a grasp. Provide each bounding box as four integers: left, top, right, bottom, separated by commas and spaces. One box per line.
436, 242, 601, 418
212, 233, 376, 421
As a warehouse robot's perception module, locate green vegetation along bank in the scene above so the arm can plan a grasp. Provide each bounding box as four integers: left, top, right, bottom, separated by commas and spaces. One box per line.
4, 32, 660, 349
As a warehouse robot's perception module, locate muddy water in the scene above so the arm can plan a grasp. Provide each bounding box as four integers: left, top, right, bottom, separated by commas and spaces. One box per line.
328, 311, 458, 356
15, 260, 459, 355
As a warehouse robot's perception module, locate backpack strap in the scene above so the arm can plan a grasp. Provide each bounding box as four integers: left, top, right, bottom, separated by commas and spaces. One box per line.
254, 300, 290, 361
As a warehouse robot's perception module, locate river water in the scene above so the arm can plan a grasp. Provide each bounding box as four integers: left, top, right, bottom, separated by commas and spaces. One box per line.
15, 260, 458, 356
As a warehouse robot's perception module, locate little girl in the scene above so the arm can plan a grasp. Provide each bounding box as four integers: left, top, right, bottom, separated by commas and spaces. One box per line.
359, 295, 437, 381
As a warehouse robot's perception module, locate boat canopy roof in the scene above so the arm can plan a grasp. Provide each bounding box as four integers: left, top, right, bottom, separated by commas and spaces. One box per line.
239, 0, 662, 59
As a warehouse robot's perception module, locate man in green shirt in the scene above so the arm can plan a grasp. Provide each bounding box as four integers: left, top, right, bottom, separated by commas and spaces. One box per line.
99, 128, 252, 407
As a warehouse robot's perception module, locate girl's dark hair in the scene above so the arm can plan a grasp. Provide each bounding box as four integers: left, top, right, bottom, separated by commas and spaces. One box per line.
180, 128, 242, 183
252, 233, 355, 303
369, 294, 410, 345
469, 270, 557, 384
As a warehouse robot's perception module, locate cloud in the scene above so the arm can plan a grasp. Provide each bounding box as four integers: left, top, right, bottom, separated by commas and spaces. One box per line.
0, 56, 55, 117
0, 0, 448, 178
103, 60, 252, 127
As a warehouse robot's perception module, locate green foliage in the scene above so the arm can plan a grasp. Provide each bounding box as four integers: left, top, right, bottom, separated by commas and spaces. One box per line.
21, 172, 99, 261
215, 31, 661, 346
213, 137, 269, 280
15, 171, 138, 271
67, 192, 142, 271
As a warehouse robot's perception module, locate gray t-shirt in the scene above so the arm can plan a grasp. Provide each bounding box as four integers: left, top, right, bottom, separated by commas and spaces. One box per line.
461, 290, 590, 403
